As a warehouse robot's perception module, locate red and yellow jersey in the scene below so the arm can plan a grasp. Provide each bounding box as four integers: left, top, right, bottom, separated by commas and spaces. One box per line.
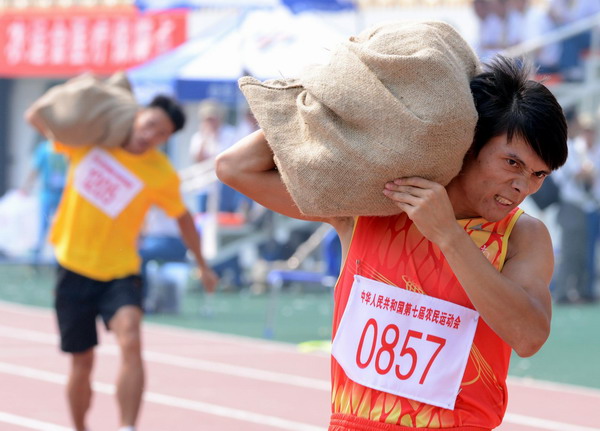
330, 208, 523, 430
50, 143, 186, 281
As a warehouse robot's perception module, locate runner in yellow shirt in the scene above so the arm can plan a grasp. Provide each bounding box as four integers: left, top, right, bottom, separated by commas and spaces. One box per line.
26, 95, 218, 431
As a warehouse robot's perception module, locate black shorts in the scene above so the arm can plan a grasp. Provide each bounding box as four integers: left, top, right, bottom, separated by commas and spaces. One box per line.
54, 265, 143, 353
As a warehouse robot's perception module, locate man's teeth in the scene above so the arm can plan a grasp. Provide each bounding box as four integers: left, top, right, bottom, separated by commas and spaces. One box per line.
495, 195, 513, 205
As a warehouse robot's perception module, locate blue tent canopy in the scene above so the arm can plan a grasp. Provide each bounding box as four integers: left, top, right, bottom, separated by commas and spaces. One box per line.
134, 0, 355, 13
282, 0, 355, 13
128, 18, 243, 104
128, 8, 347, 104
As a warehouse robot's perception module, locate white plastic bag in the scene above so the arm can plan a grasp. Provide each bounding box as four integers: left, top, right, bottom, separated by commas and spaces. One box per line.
0, 190, 40, 258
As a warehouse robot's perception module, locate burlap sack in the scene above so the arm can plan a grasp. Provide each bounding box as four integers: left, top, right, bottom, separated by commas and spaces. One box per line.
239, 21, 481, 217
27, 71, 138, 148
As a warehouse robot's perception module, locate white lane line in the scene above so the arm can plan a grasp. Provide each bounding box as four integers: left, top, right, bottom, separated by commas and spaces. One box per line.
507, 376, 600, 398
0, 411, 71, 431
0, 326, 57, 345
0, 326, 329, 391
135, 348, 329, 391
0, 301, 308, 353
504, 413, 600, 431
0, 301, 49, 316
0, 362, 324, 431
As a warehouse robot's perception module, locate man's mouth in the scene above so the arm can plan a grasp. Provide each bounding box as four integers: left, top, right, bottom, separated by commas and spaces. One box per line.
494, 195, 514, 206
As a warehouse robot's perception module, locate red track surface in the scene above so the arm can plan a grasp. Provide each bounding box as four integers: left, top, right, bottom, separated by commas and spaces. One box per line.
0, 301, 598, 431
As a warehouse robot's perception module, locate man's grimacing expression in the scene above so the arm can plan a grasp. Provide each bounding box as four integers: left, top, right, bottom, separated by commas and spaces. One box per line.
124, 107, 175, 155
449, 133, 551, 222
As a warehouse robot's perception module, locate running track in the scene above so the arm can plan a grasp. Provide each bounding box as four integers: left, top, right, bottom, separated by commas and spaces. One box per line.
0, 301, 598, 431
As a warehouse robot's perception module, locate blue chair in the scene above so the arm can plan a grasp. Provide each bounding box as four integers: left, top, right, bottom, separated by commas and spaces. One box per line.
263, 226, 341, 339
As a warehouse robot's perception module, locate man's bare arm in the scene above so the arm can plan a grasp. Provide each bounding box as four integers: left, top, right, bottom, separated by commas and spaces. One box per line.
176, 210, 219, 293
216, 129, 355, 247
438, 215, 553, 357
217, 130, 326, 222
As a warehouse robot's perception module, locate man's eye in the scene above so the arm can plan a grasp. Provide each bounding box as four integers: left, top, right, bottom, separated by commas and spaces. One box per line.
507, 159, 517, 166
535, 172, 547, 179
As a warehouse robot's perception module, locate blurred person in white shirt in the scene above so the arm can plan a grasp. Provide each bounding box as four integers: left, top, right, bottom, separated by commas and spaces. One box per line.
552, 110, 600, 303
506, 0, 562, 74
475, 0, 509, 62
189, 99, 242, 213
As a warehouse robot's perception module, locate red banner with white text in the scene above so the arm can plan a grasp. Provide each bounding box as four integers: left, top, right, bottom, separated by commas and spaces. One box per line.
0, 8, 187, 77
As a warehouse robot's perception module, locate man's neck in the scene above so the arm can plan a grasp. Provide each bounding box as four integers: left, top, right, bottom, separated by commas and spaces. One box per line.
446, 179, 478, 220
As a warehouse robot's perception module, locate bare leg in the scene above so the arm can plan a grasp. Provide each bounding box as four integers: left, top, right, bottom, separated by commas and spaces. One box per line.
110, 305, 144, 428
68, 349, 94, 431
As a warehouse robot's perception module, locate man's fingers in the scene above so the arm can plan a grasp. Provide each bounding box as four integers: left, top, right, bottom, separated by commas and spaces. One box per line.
383, 189, 419, 205
384, 183, 427, 198
389, 176, 441, 189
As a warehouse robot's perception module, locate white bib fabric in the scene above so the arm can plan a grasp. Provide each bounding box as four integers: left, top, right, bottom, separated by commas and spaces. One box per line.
73, 148, 143, 219
331, 275, 479, 410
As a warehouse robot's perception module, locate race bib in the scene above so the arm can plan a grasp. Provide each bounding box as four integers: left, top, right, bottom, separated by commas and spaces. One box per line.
331, 275, 479, 410
73, 148, 143, 219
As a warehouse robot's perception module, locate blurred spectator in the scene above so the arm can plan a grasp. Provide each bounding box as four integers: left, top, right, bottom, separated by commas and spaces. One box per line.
189, 99, 233, 163
139, 205, 188, 309
474, 0, 509, 62
235, 105, 260, 140
20, 139, 67, 265
189, 99, 243, 213
506, 0, 528, 46
550, 0, 600, 81
507, 0, 563, 74
532, 4, 563, 74
552, 110, 599, 304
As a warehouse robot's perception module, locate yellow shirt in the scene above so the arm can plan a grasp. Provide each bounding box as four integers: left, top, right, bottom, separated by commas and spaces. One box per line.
50, 143, 186, 281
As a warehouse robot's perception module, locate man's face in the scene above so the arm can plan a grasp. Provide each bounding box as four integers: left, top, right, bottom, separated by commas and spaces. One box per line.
200, 115, 221, 135
450, 134, 550, 222
124, 107, 175, 155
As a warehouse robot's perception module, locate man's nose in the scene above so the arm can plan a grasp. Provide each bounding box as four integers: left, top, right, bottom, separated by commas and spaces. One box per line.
511, 175, 531, 195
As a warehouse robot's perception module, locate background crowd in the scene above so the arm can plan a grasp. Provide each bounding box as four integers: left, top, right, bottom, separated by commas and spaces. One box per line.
474, 0, 600, 81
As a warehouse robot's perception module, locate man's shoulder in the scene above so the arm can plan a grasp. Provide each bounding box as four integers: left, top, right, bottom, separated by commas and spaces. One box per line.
131, 149, 174, 171
512, 212, 549, 235
507, 212, 552, 258
146, 151, 179, 181
115, 149, 178, 185
149, 148, 174, 164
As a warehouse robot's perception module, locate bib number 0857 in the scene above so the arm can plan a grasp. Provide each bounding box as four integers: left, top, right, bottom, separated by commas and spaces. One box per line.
355, 318, 446, 385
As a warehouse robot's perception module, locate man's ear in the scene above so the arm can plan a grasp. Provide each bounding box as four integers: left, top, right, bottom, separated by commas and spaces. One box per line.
462, 147, 476, 164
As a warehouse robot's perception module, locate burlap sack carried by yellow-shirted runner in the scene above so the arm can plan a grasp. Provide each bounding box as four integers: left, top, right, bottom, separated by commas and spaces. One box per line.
239, 21, 481, 217
26, 71, 137, 148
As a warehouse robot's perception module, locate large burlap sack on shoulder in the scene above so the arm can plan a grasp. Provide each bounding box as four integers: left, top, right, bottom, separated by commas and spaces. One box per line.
27, 71, 137, 148
239, 21, 481, 217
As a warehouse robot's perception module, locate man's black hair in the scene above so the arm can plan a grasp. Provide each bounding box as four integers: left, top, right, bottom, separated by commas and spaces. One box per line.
469, 55, 568, 170
148, 95, 186, 133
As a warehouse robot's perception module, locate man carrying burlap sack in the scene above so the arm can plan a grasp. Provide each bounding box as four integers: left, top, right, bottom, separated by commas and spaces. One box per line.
25, 80, 219, 431
217, 20, 568, 431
